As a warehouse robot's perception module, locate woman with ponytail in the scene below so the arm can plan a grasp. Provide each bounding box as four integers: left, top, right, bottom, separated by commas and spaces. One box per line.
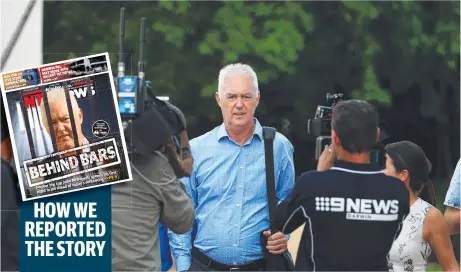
384, 141, 459, 272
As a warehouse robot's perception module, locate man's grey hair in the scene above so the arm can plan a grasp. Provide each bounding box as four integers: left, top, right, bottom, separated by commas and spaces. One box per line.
40, 87, 80, 125
218, 63, 259, 96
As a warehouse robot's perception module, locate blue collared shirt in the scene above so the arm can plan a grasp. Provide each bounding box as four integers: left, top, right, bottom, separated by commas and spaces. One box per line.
168, 118, 295, 271
159, 222, 173, 272
445, 159, 461, 209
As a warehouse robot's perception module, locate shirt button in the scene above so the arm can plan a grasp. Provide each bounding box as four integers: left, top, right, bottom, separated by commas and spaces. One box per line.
238, 185, 242, 188
240, 166, 243, 169
236, 204, 240, 207
235, 224, 238, 227
234, 243, 237, 247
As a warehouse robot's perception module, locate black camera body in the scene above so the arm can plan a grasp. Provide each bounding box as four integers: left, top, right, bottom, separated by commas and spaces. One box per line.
307, 93, 344, 139
307, 93, 345, 160
307, 93, 386, 167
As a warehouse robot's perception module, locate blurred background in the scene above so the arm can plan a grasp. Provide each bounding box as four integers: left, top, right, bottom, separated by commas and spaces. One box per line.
2, 0, 460, 269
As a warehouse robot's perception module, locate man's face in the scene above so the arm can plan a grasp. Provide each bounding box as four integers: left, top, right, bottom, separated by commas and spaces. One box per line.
215, 75, 260, 128
46, 102, 84, 152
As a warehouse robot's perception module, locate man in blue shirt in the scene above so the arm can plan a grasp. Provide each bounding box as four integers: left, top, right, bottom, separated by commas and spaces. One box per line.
444, 158, 460, 235
159, 222, 173, 271
168, 63, 295, 271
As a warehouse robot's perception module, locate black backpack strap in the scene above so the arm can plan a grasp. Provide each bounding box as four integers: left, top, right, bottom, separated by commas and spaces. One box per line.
262, 126, 278, 233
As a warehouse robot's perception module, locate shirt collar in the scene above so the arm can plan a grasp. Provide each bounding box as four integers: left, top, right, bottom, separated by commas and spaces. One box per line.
331, 159, 383, 173
217, 118, 263, 143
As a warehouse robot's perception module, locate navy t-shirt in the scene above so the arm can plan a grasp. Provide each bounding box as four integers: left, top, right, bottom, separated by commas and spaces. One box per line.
275, 160, 410, 271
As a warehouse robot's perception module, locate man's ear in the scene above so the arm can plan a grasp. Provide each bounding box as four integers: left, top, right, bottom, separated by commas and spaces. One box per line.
255, 91, 260, 107
332, 130, 340, 146
215, 92, 221, 107
79, 109, 83, 124
376, 127, 381, 142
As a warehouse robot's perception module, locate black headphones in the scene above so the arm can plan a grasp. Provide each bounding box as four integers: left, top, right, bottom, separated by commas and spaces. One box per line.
153, 98, 186, 136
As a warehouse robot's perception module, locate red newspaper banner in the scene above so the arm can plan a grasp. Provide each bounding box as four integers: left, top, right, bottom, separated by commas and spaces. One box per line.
39, 63, 73, 83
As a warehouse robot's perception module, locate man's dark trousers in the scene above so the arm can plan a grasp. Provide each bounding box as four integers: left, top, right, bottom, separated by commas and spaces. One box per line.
187, 247, 265, 271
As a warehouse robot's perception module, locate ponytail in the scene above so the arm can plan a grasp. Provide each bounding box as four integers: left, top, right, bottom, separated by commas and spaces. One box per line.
418, 180, 437, 206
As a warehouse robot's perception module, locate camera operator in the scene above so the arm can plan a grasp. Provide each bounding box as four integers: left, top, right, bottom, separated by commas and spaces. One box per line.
274, 99, 410, 271
111, 102, 195, 272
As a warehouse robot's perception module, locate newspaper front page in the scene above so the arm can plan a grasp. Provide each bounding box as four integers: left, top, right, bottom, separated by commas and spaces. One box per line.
0, 53, 132, 201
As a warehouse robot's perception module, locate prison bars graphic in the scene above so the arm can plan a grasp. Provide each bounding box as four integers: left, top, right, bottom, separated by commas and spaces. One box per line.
20, 80, 98, 174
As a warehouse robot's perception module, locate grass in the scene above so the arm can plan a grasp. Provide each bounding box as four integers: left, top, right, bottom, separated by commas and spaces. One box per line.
427, 263, 442, 271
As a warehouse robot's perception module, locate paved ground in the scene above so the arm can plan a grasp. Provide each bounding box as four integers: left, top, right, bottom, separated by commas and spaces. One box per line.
287, 224, 304, 262
167, 224, 305, 271
167, 225, 444, 272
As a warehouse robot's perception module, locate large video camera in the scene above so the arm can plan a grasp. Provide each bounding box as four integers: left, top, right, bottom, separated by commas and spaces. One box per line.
114, 7, 183, 154
307, 93, 344, 139
307, 93, 386, 166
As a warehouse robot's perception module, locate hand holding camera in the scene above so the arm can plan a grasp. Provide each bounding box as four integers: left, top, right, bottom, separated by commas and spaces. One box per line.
317, 144, 336, 171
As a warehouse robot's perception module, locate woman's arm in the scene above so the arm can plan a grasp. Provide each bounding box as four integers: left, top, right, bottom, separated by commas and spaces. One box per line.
423, 207, 459, 272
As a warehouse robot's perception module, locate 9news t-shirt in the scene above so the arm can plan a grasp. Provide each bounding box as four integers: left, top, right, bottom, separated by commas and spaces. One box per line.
275, 160, 410, 271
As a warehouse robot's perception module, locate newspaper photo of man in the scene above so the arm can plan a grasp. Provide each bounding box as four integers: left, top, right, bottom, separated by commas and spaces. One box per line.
39, 86, 90, 154
21, 87, 102, 196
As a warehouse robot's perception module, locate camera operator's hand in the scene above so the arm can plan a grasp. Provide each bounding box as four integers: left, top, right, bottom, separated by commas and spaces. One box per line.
164, 130, 193, 178
165, 136, 178, 158
177, 129, 193, 175
317, 144, 336, 171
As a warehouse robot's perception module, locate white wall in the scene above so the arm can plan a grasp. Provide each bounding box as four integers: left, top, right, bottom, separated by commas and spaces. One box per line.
0, 0, 43, 72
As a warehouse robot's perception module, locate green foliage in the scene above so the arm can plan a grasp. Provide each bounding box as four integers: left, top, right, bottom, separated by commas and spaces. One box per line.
426, 263, 442, 272
43, 1, 460, 129
198, 1, 314, 96
342, 1, 390, 105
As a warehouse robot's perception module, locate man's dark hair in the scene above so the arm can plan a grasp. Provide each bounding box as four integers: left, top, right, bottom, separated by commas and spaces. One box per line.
331, 99, 379, 153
